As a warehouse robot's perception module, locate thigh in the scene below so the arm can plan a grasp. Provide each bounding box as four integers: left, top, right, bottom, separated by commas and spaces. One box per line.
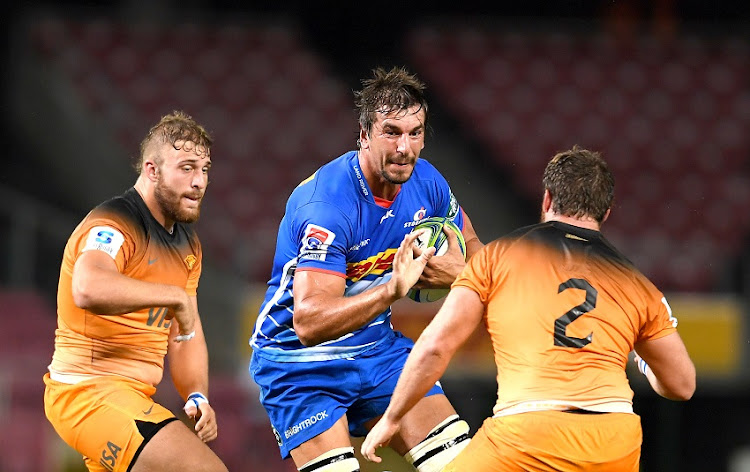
443, 418, 506, 472
250, 354, 358, 460
289, 414, 353, 468
131, 420, 227, 472
349, 333, 446, 441
448, 412, 642, 472
44, 374, 176, 472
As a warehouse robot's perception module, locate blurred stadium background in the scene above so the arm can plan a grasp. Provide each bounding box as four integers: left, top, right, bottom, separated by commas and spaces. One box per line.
1, 1, 749, 471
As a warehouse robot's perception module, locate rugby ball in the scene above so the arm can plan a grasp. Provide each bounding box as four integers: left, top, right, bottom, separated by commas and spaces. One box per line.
407, 217, 466, 303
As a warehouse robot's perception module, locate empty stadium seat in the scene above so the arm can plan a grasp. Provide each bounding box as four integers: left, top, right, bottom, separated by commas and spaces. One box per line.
30, 17, 355, 281
406, 25, 750, 292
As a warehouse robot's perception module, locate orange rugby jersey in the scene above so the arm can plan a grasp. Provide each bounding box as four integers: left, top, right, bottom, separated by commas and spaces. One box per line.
453, 221, 677, 415
50, 187, 202, 386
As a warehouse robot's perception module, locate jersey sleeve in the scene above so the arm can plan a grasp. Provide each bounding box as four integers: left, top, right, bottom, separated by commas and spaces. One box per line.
185, 241, 202, 295
452, 241, 501, 304
291, 201, 352, 276
76, 212, 139, 273
638, 288, 679, 342
430, 166, 465, 231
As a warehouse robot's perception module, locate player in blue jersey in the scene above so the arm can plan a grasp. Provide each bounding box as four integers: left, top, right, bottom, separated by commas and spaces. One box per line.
249, 67, 483, 472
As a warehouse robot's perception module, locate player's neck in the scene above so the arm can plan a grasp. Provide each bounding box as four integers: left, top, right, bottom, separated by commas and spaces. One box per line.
357, 151, 401, 200
544, 213, 601, 231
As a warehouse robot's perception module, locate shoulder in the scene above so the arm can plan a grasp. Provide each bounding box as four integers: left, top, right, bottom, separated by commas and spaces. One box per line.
84, 189, 145, 234
412, 158, 444, 180
289, 152, 360, 213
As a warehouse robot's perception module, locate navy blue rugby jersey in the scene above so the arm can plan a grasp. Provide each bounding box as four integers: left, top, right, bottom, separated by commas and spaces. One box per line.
250, 151, 465, 362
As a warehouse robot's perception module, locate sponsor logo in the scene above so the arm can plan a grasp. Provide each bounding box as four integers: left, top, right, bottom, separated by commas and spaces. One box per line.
353, 164, 369, 197
147, 307, 170, 328
413, 207, 427, 221
285, 410, 329, 439
142, 404, 154, 415
661, 296, 678, 328
348, 239, 370, 252
300, 224, 336, 261
148, 257, 158, 265
272, 427, 283, 446
99, 441, 122, 472
380, 209, 395, 224
404, 217, 431, 229
84, 226, 125, 259
346, 249, 397, 281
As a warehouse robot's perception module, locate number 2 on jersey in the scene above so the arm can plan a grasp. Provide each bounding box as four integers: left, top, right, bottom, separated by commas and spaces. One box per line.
554, 278, 596, 348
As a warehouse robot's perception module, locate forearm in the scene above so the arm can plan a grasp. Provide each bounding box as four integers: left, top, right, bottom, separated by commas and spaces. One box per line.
294, 280, 399, 346
73, 264, 186, 315
386, 287, 484, 421
384, 336, 451, 423
168, 321, 210, 400
462, 210, 483, 260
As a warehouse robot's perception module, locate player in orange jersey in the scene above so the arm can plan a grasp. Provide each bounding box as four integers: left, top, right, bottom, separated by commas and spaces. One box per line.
362, 145, 696, 471
43, 111, 227, 472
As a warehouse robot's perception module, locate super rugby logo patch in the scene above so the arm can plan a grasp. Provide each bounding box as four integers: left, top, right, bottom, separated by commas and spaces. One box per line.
83, 226, 125, 259
299, 224, 336, 261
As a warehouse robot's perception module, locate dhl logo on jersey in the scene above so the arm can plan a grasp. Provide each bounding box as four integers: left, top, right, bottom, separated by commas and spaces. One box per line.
346, 248, 397, 282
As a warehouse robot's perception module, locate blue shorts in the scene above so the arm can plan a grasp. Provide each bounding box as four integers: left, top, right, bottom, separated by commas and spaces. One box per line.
249, 331, 445, 459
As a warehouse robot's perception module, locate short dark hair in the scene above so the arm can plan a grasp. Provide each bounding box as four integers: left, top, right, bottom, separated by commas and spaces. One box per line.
134, 110, 213, 172
354, 66, 429, 138
542, 145, 614, 223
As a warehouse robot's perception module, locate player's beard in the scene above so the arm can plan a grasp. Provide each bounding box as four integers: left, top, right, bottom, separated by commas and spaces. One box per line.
154, 179, 202, 224
381, 160, 415, 184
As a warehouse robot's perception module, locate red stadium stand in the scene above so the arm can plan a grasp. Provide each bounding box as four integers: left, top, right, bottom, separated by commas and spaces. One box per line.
406, 26, 750, 292
0, 289, 58, 472
29, 17, 356, 282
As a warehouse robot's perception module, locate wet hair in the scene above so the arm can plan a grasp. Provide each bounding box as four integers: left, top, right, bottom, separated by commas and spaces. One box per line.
542, 145, 615, 223
354, 66, 429, 139
133, 110, 213, 172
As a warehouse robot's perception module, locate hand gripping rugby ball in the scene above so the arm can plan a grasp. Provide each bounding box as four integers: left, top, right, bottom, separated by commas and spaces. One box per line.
406, 217, 466, 303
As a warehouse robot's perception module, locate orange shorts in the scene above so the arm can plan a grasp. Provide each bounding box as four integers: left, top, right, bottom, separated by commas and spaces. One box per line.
43, 373, 177, 472
444, 410, 642, 472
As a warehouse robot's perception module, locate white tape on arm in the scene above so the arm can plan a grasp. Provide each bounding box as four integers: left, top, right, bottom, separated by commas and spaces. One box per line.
184, 392, 209, 413
174, 331, 196, 343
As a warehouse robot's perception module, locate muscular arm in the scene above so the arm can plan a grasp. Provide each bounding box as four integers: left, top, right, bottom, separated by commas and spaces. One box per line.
461, 211, 483, 259
634, 332, 696, 401
294, 231, 434, 346
361, 287, 484, 461
72, 250, 194, 334
168, 297, 209, 399
168, 304, 218, 442
382, 287, 483, 421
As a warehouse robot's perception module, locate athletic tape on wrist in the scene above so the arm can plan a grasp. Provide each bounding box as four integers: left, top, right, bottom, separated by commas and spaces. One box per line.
637, 358, 650, 376
184, 392, 209, 412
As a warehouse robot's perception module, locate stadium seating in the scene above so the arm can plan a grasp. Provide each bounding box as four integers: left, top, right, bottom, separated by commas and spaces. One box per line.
30, 17, 356, 281
0, 289, 57, 471
405, 25, 750, 292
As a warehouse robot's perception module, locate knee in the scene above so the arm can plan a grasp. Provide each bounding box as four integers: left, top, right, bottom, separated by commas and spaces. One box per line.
404, 415, 471, 472
298, 447, 360, 472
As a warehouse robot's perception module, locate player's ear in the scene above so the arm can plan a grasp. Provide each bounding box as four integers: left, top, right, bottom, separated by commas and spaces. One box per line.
359, 126, 370, 150
601, 208, 611, 224
542, 189, 553, 213
144, 159, 159, 182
